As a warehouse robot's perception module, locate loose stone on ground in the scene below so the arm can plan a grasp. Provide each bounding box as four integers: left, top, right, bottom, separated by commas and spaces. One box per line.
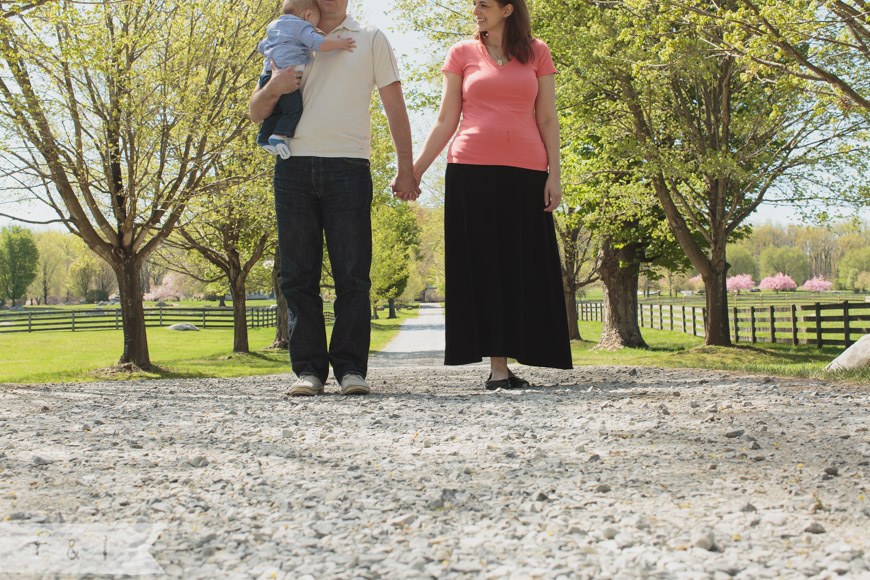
1, 305, 868, 578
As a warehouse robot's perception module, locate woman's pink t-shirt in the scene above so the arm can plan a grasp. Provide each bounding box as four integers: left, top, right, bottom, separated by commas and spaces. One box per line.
442, 38, 557, 171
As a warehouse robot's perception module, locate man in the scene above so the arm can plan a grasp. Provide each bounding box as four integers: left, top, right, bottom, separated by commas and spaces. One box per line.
249, 0, 419, 397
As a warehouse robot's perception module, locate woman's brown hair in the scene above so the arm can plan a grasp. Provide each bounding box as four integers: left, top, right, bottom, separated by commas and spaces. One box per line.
474, 0, 533, 64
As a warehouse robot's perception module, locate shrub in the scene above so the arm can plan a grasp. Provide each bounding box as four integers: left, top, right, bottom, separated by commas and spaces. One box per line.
85, 289, 109, 303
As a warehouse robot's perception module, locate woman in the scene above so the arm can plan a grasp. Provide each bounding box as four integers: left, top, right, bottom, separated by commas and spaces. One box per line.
413, 0, 572, 389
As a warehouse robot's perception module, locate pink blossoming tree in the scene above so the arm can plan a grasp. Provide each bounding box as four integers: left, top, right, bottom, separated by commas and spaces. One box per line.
802, 276, 833, 292
759, 272, 797, 292
726, 274, 755, 294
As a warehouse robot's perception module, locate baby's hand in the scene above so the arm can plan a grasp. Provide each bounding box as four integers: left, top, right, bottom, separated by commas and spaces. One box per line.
338, 35, 356, 52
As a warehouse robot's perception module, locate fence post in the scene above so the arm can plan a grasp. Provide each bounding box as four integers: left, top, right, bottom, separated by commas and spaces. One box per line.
692, 306, 697, 336
159, 306, 163, 326
71, 311, 76, 332
701, 307, 707, 337
843, 301, 851, 348
639, 304, 644, 328
814, 302, 822, 349
28, 313, 32, 332
203, 310, 207, 328
750, 306, 756, 343
659, 304, 663, 330
681, 305, 685, 333
669, 304, 674, 331
732, 307, 739, 343
791, 304, 798, 345
769, 305, 775, 344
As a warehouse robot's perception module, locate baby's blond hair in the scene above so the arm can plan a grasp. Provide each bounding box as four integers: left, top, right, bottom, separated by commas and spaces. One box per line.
282, 0, 319, 17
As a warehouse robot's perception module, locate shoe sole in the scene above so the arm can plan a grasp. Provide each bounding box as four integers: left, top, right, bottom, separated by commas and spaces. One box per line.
286, 384, 324, 397
340, 385, 370, 396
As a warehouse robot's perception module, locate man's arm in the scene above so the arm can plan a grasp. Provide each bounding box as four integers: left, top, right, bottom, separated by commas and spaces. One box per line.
378, 81, 419, 200
249, 59, 302, 123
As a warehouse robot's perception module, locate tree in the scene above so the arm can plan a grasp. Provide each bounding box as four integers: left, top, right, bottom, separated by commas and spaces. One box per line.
0, 226, 39, 306
165, 146, 275, 353
727, 245, 758, 279
368, 98, 420, 319
691, 1, 870, 116
726, 274, 755, 293
837, 247, 870, 291
371, 201, 420, 318
855, 271, 870, 293
534, 0, 861, 346
28, 230, 68, 304
67, 254, 98, 302
803, 276, 833, 292
759, 272, 797, 292
0, 0, 273, 366
760, 246, 809, 283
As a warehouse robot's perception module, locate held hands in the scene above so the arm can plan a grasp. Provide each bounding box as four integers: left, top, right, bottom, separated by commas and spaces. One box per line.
544, 173, 562, 212
390, 170, 421, 202
268, 58, 303, 93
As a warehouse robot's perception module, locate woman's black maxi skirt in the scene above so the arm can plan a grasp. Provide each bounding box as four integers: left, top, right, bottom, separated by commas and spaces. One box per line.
444, 163, 573, 369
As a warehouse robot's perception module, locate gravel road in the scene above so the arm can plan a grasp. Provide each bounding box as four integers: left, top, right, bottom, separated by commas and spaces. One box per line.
1, 304, 869, 579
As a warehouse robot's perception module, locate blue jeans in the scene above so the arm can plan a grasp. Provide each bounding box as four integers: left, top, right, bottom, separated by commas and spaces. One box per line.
257, 71, 303, 144
274, 156, 373, 383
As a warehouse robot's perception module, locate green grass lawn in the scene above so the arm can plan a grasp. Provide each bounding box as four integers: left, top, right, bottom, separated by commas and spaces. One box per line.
2, 306, 866, 385
0, 306, 415, 383
571, 320, 869, 384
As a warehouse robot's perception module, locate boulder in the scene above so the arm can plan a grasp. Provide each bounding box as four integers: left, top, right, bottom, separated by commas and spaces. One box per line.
167, 323, 199, 331
825, 334, 870, 372
155, 301, 170, 307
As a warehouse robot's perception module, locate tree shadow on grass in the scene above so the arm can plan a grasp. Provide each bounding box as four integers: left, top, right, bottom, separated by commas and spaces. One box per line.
679, 344, 837, 364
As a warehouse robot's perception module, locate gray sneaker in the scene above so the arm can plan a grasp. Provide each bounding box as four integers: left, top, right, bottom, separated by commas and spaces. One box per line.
339, 373, 370, 396
287, 375, 324, 397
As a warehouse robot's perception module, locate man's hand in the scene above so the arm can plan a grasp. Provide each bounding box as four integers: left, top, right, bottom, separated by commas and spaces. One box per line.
390, 171, 420, 202
268, 58, 303, 94
249, 59, 303, 123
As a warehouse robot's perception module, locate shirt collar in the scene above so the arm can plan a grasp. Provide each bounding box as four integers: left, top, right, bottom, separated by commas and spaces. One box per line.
333, 15, 361, 32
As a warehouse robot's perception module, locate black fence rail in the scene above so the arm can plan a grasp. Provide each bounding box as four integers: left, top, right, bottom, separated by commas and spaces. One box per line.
578, 300, 870, 348
0, 307, 294, 333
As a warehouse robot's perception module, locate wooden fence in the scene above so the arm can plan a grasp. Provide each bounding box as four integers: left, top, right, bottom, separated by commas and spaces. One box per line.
578, 300, 870, 348
0, 306, 291, 333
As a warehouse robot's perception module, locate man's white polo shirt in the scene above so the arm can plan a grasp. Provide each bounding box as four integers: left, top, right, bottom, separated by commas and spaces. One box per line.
290, 15, 400, 160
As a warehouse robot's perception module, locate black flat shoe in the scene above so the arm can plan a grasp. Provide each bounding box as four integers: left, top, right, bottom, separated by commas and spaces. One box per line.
485, 374, 511, 390
507, 374, 530, 389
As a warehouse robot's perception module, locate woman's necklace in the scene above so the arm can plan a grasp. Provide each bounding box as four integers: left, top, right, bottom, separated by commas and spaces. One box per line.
485, 43, 506, 66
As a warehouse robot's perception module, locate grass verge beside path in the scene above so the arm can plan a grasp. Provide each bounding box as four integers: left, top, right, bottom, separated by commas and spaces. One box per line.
0, 307, 417, 384
571, 321, 870, 384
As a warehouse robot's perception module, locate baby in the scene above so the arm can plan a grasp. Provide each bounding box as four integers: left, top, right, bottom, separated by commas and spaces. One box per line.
256, 0, 356, 159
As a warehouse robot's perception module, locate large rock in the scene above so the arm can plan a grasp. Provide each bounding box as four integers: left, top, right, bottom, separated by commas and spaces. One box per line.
167, 323, 199, 331
825, 334, 870, 372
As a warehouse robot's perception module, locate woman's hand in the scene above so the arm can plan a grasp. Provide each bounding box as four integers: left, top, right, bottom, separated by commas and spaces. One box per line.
544, 173, 562, 212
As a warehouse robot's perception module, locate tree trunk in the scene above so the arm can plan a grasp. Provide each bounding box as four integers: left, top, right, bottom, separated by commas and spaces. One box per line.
563, 280, 581, 341
702, 264, 731, 346
229, 280, 249, 353
218, 295, 226, 307
115, 258, 151, 367
372, 303, 379, 320
596, 238, 647, 350
271, 248, 288, 349
387, 298, 397, 319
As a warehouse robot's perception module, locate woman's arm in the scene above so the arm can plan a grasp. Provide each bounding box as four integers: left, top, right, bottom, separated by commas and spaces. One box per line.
413, 72, 462, 183
535, 73, 562, 212
248, 59, 302, 123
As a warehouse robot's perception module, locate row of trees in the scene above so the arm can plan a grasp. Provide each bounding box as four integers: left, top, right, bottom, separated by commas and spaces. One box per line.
0, 0, 423, 365
397, 0, 870, 348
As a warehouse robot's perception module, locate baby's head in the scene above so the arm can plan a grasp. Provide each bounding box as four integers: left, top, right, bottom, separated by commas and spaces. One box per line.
283, 0, 320, 25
